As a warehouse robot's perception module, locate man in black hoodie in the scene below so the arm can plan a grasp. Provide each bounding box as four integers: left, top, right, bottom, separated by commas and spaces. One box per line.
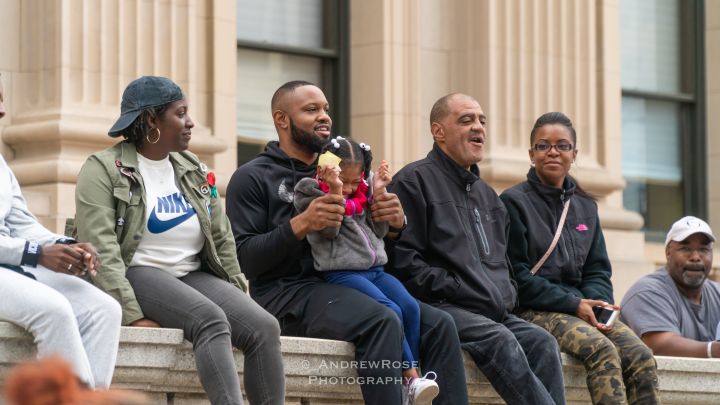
226, 81, 469, 404
387, 93, 565, 405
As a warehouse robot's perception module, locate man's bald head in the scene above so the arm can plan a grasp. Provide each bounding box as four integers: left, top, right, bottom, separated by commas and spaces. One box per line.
429, 93, 477, 126
271, 80, 318, 111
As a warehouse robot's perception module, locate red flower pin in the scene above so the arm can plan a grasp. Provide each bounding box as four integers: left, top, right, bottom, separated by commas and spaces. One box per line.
207, 172, 218, 198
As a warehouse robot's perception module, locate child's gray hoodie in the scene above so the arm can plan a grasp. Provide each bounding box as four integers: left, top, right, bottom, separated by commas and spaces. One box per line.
293, 176, 388, 271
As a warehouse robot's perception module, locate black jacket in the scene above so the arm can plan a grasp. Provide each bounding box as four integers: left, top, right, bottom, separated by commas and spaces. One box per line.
387, 144, 517, 322
499, 168, 613, 314
226, 141, 320, 317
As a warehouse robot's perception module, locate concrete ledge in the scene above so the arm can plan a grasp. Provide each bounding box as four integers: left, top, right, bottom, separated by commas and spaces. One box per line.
2, 322, 720, 404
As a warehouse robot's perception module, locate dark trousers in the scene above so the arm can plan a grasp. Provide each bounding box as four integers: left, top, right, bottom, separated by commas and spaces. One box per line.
324, 267, 421, 368
127, 267, 285, 405
279, 282, 469, 405
435, 303, 566, 405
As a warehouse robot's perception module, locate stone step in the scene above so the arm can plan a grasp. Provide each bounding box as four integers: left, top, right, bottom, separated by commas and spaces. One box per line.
1, 322, 719, 404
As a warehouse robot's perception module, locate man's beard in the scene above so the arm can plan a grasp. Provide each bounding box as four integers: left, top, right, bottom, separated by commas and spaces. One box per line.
682, 269, 707, 288
290, 119, 326, 154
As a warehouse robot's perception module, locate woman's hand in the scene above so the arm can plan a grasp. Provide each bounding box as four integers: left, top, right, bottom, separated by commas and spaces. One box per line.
576, 298, 618, 331
129, 318, 161, 328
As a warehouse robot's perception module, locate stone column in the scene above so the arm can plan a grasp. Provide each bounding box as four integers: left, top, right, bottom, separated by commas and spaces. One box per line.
350, 0, 424, 173
0, 0, 237, 232
707, 1, 720, 236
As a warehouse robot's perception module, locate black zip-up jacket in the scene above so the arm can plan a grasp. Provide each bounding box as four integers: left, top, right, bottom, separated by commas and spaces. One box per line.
226, 141, 320, 317
499, 168, 613, 314
387, 144, 517, 322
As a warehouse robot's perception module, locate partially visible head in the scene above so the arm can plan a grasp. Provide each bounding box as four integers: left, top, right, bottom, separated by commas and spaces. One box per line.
109, 76, 193, 152
4, 356, 79, 405
530, 112, 577, 145
665, 216, 716, 290
528, 112, 578, 188
429, 93, 486, 170
271, 80, 316, 112
271, 81, 331, 154
0, 73, 6, 120
4, 356, 149, 405
321, 136, 372, 197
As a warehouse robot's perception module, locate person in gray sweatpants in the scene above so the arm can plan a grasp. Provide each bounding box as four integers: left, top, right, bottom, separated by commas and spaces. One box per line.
0, 74, 122, 388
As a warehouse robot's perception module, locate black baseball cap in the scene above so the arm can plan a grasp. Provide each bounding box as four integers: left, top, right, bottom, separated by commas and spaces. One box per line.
108, 76, 184, 137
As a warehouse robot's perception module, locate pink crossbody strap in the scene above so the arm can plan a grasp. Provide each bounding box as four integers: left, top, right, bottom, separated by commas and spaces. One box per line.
530, 199, 571, 275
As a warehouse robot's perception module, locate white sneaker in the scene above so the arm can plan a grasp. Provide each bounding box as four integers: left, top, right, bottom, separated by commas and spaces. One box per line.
401, 382, 410, 405
407, 371, 439, 405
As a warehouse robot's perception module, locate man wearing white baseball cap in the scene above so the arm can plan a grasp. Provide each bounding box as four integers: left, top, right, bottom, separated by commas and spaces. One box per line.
621, 216, 719, 358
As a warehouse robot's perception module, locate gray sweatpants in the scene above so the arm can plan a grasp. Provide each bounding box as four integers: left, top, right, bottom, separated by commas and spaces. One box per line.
127, 266, 285, 405
0, 265, 122, 388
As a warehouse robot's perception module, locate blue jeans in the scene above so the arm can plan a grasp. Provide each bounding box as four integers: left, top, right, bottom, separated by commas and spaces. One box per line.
324, 267, 421, 369
436, 303, 566, 405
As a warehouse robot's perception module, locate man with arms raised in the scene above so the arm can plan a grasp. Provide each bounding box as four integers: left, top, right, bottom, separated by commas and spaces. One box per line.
388, 93, 565, 405
226, 81, 469, 404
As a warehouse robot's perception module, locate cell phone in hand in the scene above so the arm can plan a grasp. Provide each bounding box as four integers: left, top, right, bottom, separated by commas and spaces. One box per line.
592, 306, 619, 327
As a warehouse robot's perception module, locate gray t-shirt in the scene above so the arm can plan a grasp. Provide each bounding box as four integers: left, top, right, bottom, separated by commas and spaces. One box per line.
620, 267, 720, 341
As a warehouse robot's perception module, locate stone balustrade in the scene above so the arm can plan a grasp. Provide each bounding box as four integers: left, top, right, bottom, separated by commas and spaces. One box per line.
1, 322, 719, 404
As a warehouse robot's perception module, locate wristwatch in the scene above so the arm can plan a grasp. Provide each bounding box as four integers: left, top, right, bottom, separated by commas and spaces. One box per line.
389, 215, 408, 234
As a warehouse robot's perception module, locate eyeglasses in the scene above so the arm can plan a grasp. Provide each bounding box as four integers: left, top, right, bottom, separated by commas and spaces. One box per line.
533, 142, 574, 153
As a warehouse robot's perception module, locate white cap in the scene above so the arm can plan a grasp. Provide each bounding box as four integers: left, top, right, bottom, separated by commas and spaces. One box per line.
665, 216, 716, 247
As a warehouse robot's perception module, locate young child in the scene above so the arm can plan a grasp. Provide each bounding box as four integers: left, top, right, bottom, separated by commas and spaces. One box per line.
294, 136, 439, 405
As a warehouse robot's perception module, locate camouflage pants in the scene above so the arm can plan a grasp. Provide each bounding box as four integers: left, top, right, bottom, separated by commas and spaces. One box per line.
519, 308, 660, 405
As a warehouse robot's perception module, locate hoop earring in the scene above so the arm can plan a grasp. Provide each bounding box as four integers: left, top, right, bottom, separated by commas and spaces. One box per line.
146, 128, 161, 144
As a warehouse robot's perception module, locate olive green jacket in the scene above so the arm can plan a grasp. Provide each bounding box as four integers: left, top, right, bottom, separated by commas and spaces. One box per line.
74, 141, 247, 325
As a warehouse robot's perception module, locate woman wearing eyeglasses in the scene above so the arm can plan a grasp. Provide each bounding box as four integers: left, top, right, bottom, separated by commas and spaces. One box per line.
499, 112, 660, 405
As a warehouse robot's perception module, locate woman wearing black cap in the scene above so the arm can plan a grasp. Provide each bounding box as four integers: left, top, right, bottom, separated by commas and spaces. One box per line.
74, 76, 285, 405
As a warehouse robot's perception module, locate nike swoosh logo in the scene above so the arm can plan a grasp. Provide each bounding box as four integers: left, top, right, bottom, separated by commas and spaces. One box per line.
147, 206, 196, 234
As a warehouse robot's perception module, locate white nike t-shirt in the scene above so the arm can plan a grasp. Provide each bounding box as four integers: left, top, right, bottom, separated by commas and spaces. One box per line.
129, 154, 204, 277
